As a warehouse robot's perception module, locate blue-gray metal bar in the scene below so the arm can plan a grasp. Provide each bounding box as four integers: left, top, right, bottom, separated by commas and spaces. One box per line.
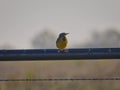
0, 48, 120, 61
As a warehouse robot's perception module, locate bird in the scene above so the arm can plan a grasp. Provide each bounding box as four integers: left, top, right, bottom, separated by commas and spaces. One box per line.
56, 32, 69, 51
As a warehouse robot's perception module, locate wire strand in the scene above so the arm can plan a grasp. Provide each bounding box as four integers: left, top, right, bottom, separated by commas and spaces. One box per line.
0, 78, 120, 81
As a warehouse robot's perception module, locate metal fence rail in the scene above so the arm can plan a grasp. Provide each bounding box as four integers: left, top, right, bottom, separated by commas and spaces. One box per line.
0, 48, 120, 81
0, 48, 120, 61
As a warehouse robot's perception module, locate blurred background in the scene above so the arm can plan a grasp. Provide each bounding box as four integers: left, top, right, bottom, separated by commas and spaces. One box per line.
0, 0, 120, 90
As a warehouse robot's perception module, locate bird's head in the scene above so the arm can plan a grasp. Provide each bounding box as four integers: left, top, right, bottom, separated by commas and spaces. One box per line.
59, 32, 69, 37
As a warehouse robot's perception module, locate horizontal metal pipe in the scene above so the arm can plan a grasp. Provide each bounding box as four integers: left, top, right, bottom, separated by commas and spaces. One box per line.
0, 48, 120, 61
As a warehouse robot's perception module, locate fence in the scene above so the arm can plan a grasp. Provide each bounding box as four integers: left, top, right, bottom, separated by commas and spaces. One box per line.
0, 48, 120, 81
0, 48, 120, 61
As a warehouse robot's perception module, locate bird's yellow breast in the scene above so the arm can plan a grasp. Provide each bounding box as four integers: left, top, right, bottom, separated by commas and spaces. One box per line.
56, 38, 68, 50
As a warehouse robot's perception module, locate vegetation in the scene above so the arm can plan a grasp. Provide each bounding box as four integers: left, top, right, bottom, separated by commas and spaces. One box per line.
0, 60, 120, 90
31, 29, 56, 49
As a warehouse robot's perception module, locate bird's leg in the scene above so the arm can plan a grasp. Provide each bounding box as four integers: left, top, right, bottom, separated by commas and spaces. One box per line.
63, 49, 69, 52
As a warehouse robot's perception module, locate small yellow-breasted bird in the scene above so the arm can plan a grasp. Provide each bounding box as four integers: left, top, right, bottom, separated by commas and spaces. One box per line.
56, 32, 69, 51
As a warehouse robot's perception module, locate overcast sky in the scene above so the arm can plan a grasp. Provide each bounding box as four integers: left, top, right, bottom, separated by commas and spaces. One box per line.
0, 0, 120, 49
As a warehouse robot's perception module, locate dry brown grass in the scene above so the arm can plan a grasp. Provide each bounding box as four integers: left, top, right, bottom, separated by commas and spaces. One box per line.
0, 60, 120, 90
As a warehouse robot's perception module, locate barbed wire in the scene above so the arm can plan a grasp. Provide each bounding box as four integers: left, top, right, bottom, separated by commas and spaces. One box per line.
0, 78, 120, 81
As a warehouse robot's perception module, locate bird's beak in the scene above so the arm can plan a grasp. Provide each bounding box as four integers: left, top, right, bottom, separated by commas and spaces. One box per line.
65, 33, 69, 35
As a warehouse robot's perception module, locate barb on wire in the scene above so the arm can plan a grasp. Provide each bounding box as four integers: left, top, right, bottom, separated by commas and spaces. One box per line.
0, 78, 120, 81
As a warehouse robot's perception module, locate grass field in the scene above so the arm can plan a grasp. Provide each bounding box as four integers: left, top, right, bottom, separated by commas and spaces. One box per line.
0, 60, 120, 90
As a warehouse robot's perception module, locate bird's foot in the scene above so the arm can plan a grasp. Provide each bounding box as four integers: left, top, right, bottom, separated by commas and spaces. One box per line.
57, 50, 60, 53
57, 49, 69, 53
